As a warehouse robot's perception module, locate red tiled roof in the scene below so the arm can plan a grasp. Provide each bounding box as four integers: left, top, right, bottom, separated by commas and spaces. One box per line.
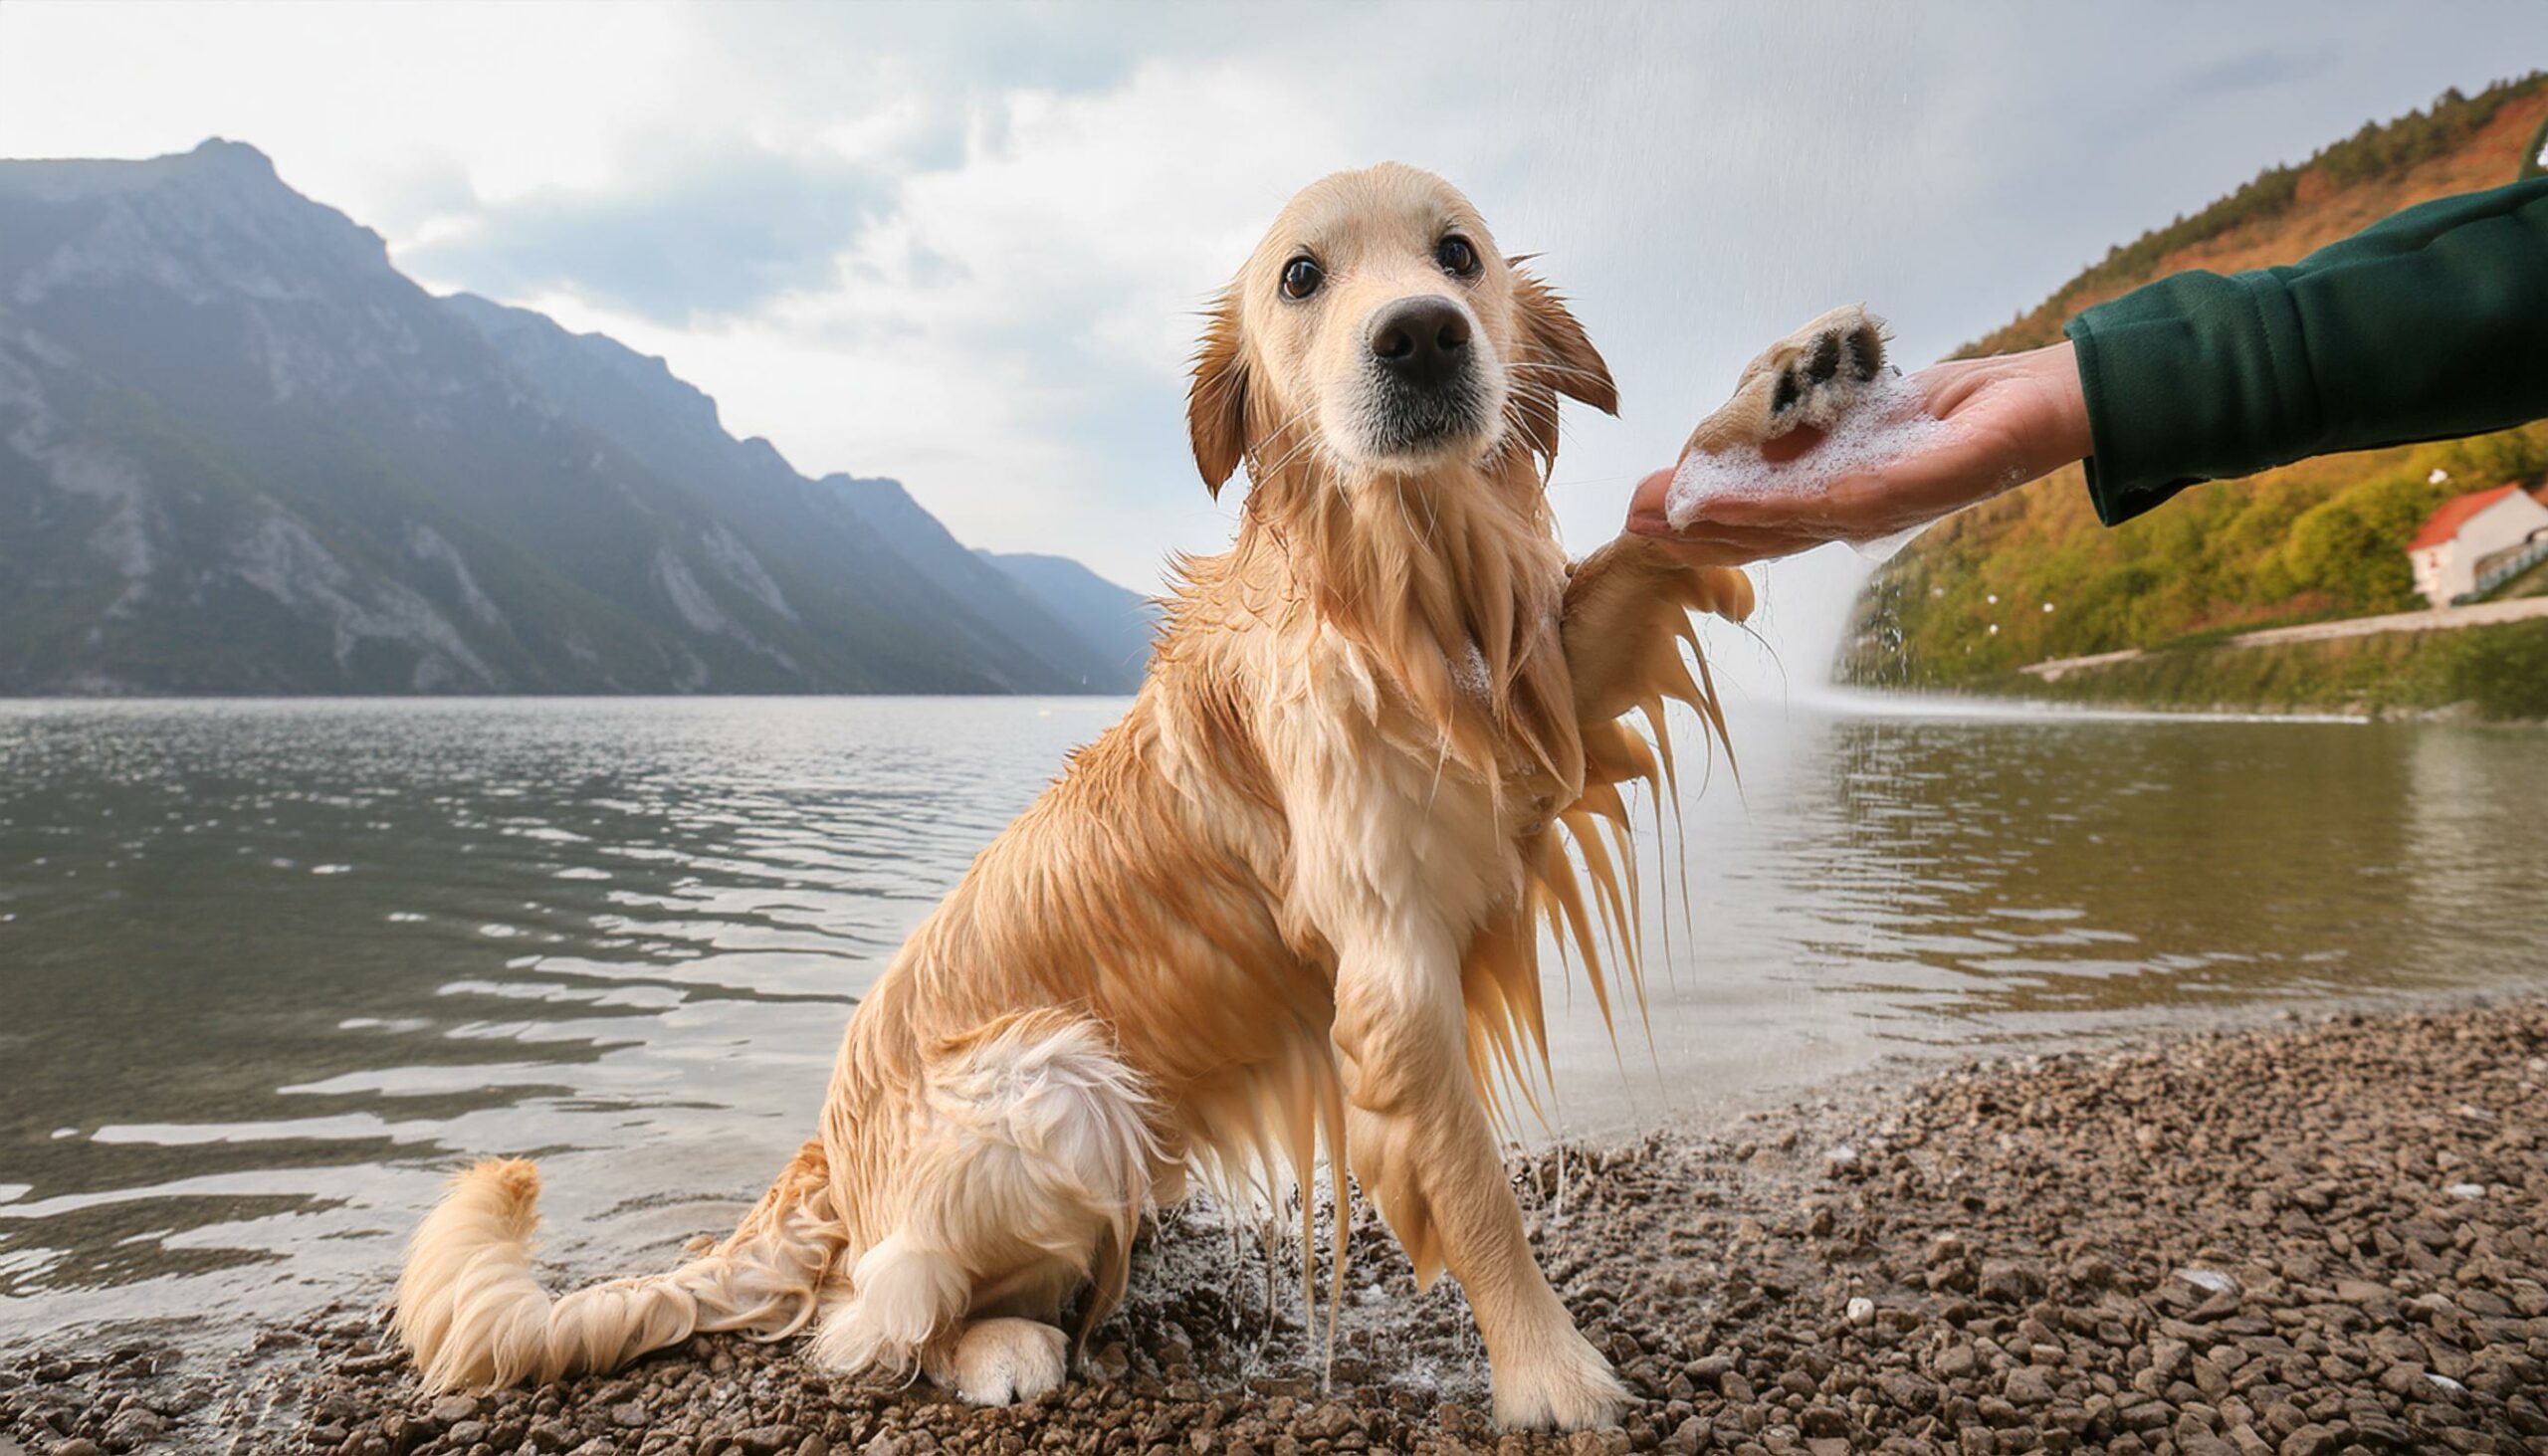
2411, 485, 2523, 550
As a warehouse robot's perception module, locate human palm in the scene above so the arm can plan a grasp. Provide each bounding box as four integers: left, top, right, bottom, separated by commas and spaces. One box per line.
1626, 341, 2092, 567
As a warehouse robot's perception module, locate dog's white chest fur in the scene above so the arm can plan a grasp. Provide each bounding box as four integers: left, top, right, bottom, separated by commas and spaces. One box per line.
1263, 630, 1522, 964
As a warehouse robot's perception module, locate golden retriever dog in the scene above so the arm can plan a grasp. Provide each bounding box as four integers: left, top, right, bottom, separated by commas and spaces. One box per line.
394, 162, 1843, 1430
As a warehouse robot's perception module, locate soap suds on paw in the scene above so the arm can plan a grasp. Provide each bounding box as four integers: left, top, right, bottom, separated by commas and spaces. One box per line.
1664, 372, 1950, 557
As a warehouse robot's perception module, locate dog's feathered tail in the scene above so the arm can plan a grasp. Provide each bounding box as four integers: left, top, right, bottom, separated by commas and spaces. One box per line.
393, 1141, 844, 1391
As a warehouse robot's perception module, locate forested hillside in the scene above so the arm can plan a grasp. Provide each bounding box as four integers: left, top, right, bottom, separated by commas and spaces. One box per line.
1841, 75, 2548, 688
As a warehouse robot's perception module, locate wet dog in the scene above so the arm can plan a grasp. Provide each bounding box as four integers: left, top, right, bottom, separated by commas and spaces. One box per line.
394, 163, 1769, 1430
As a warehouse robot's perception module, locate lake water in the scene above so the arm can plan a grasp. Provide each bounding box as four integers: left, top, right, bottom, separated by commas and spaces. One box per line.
2, 694, 2544, 1359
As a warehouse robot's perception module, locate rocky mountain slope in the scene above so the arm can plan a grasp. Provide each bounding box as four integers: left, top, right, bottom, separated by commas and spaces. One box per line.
0, 139, 1149, 694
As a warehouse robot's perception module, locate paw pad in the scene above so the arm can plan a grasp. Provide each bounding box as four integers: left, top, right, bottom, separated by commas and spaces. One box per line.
1769, 312, 1889, 429
1678, 303, 1906, 469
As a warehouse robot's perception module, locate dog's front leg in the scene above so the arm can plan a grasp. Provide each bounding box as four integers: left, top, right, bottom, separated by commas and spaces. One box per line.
1330, 929, 1626, 1431
1562, 534, 1753, 728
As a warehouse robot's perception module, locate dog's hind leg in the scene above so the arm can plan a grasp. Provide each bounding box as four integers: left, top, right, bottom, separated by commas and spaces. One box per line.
806, 1010, 1159, 1405
824, 1255, 1077, 1404
921, 1315, 1071, 1405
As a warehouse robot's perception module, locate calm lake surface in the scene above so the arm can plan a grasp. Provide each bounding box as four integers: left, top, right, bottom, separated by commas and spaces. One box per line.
2, 694, 2544, 1357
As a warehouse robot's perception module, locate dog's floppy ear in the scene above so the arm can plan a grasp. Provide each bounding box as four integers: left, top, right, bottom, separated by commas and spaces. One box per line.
1186, 288, 1249, 497
1509, 261, 1616, 417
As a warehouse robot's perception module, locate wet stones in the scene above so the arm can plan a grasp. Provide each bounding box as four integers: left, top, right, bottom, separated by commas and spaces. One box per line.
1978, 1260, 2047, 1306
9, 1001, 2548, 1454
2001, 1365, 2053, 1407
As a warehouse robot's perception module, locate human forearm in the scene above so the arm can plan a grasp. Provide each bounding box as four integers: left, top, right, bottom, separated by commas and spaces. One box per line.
2065, 176, 2548, 525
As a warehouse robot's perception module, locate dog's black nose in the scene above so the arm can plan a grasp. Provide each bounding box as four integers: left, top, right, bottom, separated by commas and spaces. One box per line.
1368, 297, 1472, 389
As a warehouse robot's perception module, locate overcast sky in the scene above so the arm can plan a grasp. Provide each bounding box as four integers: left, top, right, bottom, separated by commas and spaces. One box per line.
5, 2, 2542, 693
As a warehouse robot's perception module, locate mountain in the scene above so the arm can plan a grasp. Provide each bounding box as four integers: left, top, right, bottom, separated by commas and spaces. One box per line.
973, 550, 1160, 685
1839, 76, 2548, 689
0, 139, 1147, 695
441, 294, 1146, 692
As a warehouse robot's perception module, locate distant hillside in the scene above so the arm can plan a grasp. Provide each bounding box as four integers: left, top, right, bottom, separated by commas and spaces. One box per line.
1961, 75, 2548, 357
444, 295, 1143, 692
972, 550, 1160, 685
1842, 76, 2548, 689
0, 140, 1147, 695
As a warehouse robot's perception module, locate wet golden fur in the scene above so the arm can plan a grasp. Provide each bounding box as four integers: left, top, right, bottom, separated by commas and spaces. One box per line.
394, 163, 1754, 1431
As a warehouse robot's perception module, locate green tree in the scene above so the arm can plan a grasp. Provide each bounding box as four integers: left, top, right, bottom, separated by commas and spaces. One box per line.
2280, 470, 2454, 612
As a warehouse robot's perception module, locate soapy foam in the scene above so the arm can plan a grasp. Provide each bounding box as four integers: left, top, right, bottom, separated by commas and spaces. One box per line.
1664, 371, 1950, 556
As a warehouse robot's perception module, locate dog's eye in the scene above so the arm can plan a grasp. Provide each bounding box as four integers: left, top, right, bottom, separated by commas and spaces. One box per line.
1280, 257, 1323, 301
1435, 236, 1480, 279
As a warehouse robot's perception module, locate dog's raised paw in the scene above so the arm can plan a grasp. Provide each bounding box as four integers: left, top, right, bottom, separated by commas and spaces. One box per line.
1763, 304, 1888, 429
1684, 304, 1893, 457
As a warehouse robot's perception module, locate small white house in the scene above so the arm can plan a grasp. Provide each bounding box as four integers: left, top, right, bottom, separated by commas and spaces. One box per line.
2409, 483, 2548, 607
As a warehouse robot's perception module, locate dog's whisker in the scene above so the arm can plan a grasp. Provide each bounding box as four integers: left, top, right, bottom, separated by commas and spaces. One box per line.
1508, 359, 1610, 384
1245, 407, 1331, 486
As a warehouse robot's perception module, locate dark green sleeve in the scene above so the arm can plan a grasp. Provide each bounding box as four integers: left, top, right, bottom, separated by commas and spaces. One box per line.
2062, 177, 2548, 526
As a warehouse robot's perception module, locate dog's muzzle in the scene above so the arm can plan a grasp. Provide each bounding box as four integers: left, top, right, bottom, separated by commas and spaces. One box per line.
1362, 296, 1489, 455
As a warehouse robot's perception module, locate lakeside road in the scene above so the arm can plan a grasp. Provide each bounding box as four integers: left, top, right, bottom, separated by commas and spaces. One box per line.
2022, 596, 2548, 682
8, 1000, 2545, 1456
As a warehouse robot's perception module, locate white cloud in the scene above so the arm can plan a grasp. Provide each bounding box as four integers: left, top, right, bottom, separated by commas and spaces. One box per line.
0, 1, 688, 212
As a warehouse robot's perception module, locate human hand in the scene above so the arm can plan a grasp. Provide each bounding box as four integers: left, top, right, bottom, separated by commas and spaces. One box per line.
1625, 341, 2093, 567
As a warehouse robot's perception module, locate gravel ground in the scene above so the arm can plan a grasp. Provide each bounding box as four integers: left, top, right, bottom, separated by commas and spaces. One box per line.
6, 1000, 2545, 1456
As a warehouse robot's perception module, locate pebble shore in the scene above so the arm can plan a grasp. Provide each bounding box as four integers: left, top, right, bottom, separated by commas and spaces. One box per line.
6, 1000, 2544, 1456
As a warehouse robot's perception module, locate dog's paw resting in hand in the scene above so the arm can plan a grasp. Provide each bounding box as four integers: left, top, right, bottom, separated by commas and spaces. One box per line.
1684, 303, 1891, 457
